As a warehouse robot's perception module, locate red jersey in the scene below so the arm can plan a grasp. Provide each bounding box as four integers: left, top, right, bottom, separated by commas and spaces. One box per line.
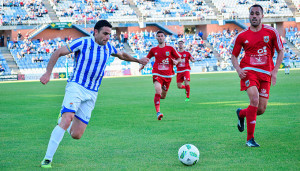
176, 51, 193, 73
147, 45, 181, 77
229, 24, 283, 75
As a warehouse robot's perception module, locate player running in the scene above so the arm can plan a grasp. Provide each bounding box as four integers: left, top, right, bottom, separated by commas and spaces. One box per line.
176, 39, 196, 102
39, 20, 149, 168
230, 4, 284, 147
140, 31, 181, 120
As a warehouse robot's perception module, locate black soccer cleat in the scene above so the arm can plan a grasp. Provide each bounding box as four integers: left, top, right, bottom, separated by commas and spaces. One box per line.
236, 108, 245, 132
246, 138, 260, 147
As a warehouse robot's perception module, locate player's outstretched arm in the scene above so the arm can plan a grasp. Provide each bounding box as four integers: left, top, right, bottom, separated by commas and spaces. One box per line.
40, 46, 71, 85
112, 51, 149, 65
231, 54, 247, 79
271, 49, 284, 86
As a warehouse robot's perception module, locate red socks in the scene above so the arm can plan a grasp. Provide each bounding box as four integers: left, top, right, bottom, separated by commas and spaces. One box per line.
154, 94, 161, 113
246, 105, 258, 141
185, 85, 190, 98
239, 108, 247, 118
179, 85, 185, 89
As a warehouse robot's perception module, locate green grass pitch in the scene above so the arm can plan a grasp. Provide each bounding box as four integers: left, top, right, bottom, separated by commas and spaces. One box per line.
0, 70, 299, 170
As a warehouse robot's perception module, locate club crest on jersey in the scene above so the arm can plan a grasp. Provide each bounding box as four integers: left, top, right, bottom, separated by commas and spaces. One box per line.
166, 51, 170, 56
155, 52, 158, 55
183, 54, 186, 57
245, 80, 250, 87
264, 36, 269, 43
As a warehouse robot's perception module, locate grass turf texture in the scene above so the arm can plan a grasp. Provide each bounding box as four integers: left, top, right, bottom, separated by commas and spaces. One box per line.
0, 70, 299, 170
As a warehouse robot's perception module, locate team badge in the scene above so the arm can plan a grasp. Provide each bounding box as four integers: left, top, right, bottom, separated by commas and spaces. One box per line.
166, 51, 170, 56
245, 80, 250, 87
183, 54, 186, 57
70, 102, 73, 108
264, 36, 269, 43
155, 52, 158, 55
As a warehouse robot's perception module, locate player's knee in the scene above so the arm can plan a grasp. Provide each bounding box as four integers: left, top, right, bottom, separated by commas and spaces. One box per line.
250, 98, 259, 107
160, 95, 166, 99
177, 85, 182, 89
71, 132, 82, 140
257, 107, 266, 115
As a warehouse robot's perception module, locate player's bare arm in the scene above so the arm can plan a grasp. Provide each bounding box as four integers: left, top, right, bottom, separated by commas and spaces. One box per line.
270, 49, 284, 86
40, 46, 71, 85
112, 50, 149, 65
173, 58, 181, 65
231, 54, 247, 79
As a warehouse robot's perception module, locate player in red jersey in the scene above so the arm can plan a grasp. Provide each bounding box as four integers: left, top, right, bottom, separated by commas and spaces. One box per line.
140, 31, 181, 120
230, 4, 284, 147
176, 39, 196, 102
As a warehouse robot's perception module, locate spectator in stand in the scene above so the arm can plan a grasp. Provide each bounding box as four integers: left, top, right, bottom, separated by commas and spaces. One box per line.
17, 31, 22, 41
0, 64, 5, 73
0, 34, 4, 47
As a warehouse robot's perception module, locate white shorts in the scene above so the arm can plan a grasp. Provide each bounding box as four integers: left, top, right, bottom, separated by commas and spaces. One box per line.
60, 82, 98, 124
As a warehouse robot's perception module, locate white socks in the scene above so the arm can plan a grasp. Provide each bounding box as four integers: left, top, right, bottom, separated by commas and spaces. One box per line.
44, 125, 65, 161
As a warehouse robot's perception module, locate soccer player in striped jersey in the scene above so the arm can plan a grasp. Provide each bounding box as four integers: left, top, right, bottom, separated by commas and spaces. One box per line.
39, 20, 149, 168
140, 31, 181, 120
230, 4, 284, 147
176, 39, 196, 102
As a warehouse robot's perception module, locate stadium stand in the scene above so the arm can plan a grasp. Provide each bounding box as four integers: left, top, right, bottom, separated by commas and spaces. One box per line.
7, 34, 127, 74
127, 30, 218, 74
0, 50, 11, 75
212, 0, 293, 19
134, 0, 216, 21
0, 0, 52, 26
49, 0, 138, 24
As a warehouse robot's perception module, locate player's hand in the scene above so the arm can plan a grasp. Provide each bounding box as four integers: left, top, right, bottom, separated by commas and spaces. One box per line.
270, 70, 277, 86
40, 72, 51, 85
237, 69, 247, 79
138, 57, 149, 65
139, 65, 145, 72
172, 59, 179, 65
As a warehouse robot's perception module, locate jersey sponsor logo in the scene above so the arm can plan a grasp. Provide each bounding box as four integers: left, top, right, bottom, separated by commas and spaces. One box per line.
264, 36, 269, 43
166, 51, 170, 56
245, 80, 250, 87
244, 40, 249, 43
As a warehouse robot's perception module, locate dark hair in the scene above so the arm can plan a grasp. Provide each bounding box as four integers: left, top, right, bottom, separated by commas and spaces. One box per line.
249, 4, 264, 14
94, 20, 112, 32
156, 30, 165, 35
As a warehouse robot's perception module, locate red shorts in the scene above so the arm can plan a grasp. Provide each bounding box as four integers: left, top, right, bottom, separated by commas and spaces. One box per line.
153, 76, 172, 91
176, 71, 190, 83
240, 70, 271, 99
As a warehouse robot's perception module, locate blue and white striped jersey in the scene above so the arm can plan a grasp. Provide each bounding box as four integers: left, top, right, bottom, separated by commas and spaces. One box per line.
66, 35, 117, 92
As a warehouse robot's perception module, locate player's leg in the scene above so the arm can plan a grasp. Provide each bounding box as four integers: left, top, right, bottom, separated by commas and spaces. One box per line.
160, 78, 171, 99
154, 80, 163, 120
184, 80, 190, 101
257, 81, 270, 115
41, 112, 74, 168
257, 97, 268, 115
69, 98, 95, 139
177, 73, 185, 89
177, 82, 185, 89
245, 86, 260, 147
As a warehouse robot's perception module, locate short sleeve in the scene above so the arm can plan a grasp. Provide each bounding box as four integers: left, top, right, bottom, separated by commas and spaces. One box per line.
146, 48, 154, 59
229, 34, 243, 57
272, 29, 283, 52
171, 46, 181, 59
67, 38, 84, 53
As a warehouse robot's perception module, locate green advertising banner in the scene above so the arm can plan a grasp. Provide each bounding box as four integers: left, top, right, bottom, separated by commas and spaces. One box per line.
50, 22, 72, 29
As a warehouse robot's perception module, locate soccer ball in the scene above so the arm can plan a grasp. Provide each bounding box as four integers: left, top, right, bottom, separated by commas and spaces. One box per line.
178, 144, 200, 166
